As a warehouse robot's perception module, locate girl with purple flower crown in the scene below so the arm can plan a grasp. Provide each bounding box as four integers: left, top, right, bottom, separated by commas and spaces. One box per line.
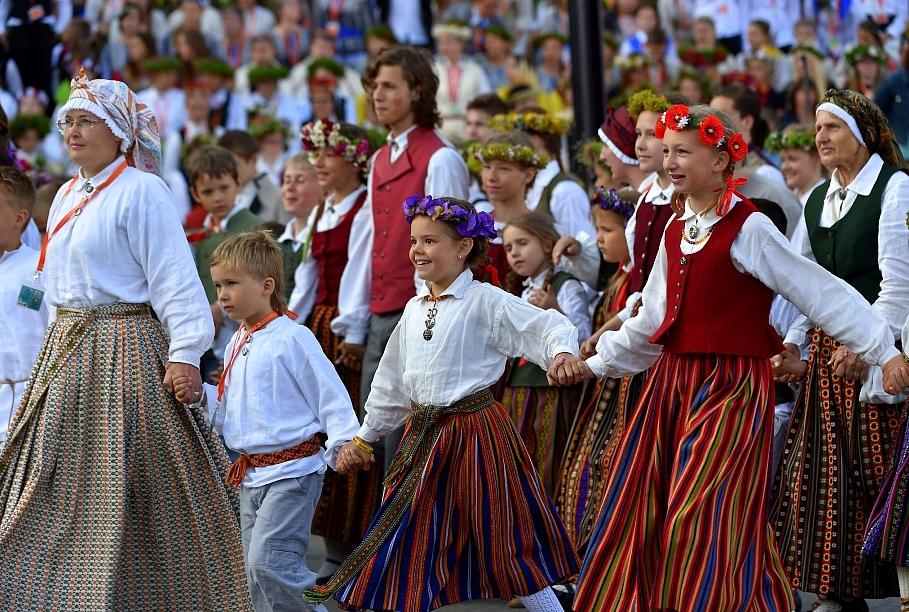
304, 194, 583, 612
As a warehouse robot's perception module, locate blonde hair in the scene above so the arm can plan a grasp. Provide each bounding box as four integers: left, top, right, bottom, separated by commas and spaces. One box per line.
284, 151, 315, 172
210, 229, 287, 314
481, 130, 541, 189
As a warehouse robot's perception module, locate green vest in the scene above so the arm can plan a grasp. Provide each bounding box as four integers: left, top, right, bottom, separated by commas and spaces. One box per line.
803, 163, 901, 304
507, 271, 577, 388
536, 172, 573, 218
196, 208, 265, 303
279, 240, 304, 300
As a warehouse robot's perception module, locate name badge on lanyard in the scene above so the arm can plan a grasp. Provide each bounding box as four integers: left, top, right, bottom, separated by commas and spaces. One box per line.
17, 280, 45, 312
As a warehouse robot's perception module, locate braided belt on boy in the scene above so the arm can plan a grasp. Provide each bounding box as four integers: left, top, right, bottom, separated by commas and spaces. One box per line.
226, 433, 324, 488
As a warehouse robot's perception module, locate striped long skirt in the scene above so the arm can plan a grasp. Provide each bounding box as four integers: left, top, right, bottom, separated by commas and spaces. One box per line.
864, 405, 909, 565
574, 352, 793, 612
556, 371, 646, 552
771, 328, 901, 597
305, 389, 579, 612
0, 304, 252, 611
502, 384, 582, 497
308, 303, 382, 543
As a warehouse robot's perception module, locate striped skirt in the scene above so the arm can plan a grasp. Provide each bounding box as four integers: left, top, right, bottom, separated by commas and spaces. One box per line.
771, 328, 900, 598
305, 389, 579, 612
502, 384, 581, 497
864, 405, 909, 565
0, 304, 252, 611
308, 302, 381, 543
556, 371, 646, 552
574, 352, 793, 612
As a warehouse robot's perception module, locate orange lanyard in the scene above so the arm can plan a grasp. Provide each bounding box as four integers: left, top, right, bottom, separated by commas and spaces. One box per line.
35, 160, 128, 279
217, 310, 281, 405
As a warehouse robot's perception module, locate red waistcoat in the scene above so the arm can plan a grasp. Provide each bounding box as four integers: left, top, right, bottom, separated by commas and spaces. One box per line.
370, 126, 446, 314
649, 199, 785, 358
311, 190, 367, 305
630, 200, 675, 294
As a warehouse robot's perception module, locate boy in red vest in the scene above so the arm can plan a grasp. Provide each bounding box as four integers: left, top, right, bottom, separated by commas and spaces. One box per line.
330, 45, 469, 470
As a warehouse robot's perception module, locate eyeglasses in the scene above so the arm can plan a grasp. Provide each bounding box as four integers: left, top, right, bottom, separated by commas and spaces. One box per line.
56, 117, 105, 131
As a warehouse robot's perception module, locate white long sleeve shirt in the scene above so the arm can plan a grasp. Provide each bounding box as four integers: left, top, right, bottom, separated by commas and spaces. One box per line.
356, 269, 579, 442
522, 267, 591, 339
44, 156, 214, 365
585, 196, 900, 380
330, 126, 469, 345
0, 244, 50, 442
526, 160, 596, 240
786, 153, 909, 345
198, 315, 359, 487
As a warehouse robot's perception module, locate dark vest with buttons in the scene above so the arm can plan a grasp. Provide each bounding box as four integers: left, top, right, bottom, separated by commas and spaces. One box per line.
311, 190, 367, 305
630, 195, 675, 294
803, 164, 899, 304
370, 126, 446, 315
649, 199, 785, 358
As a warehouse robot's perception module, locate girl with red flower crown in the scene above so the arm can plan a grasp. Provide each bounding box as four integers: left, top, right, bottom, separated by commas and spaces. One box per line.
550, 104, 908, 612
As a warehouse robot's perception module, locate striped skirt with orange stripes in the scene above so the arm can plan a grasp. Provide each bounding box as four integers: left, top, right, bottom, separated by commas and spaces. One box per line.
574, 352, 794, 612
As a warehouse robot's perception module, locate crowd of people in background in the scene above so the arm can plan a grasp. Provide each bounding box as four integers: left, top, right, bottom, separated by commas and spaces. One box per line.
3, 0, 909, 611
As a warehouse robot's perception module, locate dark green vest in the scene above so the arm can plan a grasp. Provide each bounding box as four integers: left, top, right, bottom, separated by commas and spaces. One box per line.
507, 271, 577, 388
196, 208, 265, 303
803, 163, 900, 304
279, 240, 304, 300
536, 172, 573, 218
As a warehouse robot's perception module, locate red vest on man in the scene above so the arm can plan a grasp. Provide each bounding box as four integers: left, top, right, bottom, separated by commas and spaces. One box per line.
649, 199, 785, 358
311, 190, 367, 305
370, 126, 447, 314
630, 199, 675, 294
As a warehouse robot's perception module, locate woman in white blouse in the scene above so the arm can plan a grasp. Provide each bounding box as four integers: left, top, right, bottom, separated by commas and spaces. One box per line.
0, 70, 253, 611
772, 89, 909, 611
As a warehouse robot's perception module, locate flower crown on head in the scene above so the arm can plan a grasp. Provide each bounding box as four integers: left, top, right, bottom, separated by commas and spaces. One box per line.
473, 142, 549, 168
655, 104, 748, 162
764, 128, 816, 153
593, 188, 635, 220
627, 89, 670, 119
300, 119, 372, 172
489, 111, 572, 135
845, 44, 887, 67
403, 194, 497, 240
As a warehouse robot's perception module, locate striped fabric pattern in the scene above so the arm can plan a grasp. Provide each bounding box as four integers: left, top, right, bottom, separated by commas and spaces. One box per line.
557, 371, 646, 552
502, 385, 579, 497
575, 352, 793, 612
864, 413, 909, 565
308, 302, 381, 543
0, 304, 253, 611
772, 328, 901, 597
311, 393, 578, 612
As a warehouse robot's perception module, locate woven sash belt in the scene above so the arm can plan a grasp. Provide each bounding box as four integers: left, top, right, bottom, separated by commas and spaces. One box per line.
226, 433, 324, 488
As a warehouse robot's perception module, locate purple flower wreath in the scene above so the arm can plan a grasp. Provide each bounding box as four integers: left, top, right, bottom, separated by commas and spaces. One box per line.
402, 194, 497, 240
593, 187, 635, 219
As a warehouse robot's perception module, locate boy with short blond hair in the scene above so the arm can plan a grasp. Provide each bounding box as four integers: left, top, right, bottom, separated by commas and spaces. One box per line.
173, 229, 362, 612
0, 166, 50, 444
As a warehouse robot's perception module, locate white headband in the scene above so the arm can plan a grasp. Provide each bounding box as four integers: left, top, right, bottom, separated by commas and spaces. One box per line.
598, 127, 639, 166
816, 102, 867, 148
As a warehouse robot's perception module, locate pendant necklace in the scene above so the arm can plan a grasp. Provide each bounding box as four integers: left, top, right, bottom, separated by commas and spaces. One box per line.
687, 222, 699, 240
423, 294, 451, 341
85, 179, 94, 193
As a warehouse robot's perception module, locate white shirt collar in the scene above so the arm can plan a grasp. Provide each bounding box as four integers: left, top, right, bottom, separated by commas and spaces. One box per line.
388, 124, 418, 151
826, 152, 883, 199
644, 177, 674, 204
76, 155, 127, 193
418, 268, 475, 299
537, 160, 560, 184
326, 185, 366, 214
203, 204, 242, 232
678, 193, 742, 229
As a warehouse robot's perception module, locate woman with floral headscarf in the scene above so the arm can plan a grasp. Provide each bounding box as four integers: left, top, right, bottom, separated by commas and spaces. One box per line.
0, 70, 253, 611
771, 89, 909, 612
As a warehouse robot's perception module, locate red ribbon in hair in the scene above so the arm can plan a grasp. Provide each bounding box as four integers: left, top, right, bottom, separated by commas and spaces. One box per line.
483, 264, 501, 287
713, 175, 748, 216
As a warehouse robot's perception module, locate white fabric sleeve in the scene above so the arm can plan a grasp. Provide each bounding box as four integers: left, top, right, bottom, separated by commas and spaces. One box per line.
491, 292, 579, 367
872, 172, 909, 337
556, 278, 592, 339
357, 319, 412, 442
616, 291, 642, 322
425, 146, 470, 200
330, 194, 373, 344
549, 180, 596, 240
559, 230, 601, 288
0, 0, 10, 35
55, 0, 73, 34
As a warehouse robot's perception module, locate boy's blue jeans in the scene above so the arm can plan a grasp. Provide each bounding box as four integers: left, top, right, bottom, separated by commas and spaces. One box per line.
239, 472, 327, 612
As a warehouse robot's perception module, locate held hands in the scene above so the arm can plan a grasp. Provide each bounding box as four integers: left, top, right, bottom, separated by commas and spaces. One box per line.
881, 355, 909, 395
547, 352, 593, 386
336, 341, 366, 371
772, 343, 808, 384
829, 345, 870, 383
580, 331, 603, 360
336, 440, 375, 474
164, 362, 202, 403
552, 236, 582, 266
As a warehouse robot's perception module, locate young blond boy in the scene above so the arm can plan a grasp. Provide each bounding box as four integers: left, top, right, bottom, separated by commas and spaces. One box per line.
174, 230, 362, 612
0, 167, 50, 444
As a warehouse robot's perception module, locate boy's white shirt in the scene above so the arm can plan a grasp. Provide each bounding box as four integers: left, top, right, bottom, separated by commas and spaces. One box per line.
199, 315, 359, 487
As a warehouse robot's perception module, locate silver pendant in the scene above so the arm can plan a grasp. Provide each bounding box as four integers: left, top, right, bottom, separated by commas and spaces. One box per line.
85, 182, 94, 193
242, 347, 248, 356
837, 187, 847, 200
687, 224, 699, 240
423, 329, 433, 341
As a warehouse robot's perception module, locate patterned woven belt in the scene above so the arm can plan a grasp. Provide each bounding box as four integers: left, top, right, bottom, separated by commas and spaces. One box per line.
57, 303, 150, 318
226, 433, 324, 488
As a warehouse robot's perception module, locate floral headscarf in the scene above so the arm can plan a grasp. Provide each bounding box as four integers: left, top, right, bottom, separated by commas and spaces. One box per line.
817, 89, 908, 171
57, 68, 162, 176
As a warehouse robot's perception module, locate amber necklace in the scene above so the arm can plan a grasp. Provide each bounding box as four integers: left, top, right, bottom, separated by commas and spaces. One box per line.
682, 225, 714, 245
423, 294, 452, 341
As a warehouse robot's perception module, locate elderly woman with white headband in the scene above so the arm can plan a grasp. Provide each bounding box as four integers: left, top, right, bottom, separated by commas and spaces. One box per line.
0, 69, 253, 611
771, 88, 909, 612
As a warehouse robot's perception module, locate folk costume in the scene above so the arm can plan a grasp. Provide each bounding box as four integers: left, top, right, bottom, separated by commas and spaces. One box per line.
575, 105, 901, 612
0, 72, 253, 611
772, 90, 909, 601
306, 197, 579, 611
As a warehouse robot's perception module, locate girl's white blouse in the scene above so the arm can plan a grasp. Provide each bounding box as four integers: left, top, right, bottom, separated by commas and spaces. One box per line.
357, 269, 579, 442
